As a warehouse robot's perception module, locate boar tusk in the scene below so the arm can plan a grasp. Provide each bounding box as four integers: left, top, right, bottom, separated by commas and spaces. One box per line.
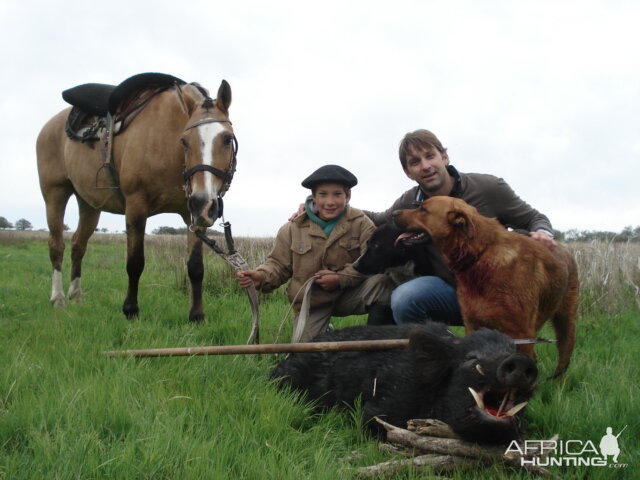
497, 388, 513, 417
468, 387, 485, 410
475, 364, 485, 376
506, 401, 528, 417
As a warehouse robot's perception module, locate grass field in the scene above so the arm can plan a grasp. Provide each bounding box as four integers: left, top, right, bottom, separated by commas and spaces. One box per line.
0, 231, 638, 479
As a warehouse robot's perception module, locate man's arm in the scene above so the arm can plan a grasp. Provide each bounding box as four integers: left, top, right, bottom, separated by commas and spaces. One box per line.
362, 187, 420, 225
485, 177, 556, 247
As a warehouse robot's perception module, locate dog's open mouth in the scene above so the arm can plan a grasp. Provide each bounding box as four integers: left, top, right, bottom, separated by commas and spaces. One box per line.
394, 230, 430, 247
468, 387, 528, 423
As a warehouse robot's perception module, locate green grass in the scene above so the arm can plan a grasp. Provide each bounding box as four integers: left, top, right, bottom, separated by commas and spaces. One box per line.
0, 232, 638, 479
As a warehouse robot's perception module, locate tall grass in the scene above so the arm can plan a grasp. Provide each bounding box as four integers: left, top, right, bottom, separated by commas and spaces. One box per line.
568, 240, 640, 315
0, 232, 638, 479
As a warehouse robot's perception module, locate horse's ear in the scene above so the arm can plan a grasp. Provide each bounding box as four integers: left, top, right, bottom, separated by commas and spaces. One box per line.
217, 80, 232, 112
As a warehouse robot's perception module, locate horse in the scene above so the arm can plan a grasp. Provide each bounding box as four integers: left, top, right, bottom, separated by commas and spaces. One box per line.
36, 73, 237, 321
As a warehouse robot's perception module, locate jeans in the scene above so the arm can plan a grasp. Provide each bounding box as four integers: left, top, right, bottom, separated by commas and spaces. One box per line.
390, 276, 463, 326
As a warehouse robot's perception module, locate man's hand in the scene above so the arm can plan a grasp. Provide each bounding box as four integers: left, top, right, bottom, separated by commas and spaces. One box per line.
530, 231, 557, 249
314, 269, 340, 291
288, 203, 305, 222
236, 270, 265, 289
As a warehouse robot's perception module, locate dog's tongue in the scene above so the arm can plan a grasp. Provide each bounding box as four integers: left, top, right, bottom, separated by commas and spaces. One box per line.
394, 232, 416, 247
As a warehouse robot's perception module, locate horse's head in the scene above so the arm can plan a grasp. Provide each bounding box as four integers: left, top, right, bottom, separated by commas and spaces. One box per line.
181, 80, 236, 228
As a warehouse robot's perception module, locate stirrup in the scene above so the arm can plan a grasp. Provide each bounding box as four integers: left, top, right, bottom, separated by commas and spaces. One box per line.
95, 163, 120, 190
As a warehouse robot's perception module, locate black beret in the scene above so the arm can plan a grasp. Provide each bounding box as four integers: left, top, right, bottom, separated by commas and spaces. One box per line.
301, 164, 358, 189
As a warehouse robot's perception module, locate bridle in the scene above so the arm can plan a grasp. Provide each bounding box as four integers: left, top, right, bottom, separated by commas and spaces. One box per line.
182, 117, 238, 219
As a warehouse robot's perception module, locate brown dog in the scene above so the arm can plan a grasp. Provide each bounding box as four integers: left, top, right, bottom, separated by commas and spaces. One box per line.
394, 196, 579, 378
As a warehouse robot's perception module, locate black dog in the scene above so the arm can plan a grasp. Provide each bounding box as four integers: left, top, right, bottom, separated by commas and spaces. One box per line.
271, 322, 538, 444
353, 223, 454, 285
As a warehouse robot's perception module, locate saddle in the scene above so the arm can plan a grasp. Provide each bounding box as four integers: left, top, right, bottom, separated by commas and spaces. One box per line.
63, 72, 185, 141
62, 73, 185, 191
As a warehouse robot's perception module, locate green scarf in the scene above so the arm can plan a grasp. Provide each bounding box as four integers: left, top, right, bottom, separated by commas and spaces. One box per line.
304, 196, 346, 237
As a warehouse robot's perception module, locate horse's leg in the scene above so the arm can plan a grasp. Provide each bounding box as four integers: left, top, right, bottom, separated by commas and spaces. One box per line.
68, 197, 101, 301
186, 228, 205, 322
44, 187, 73, 307
122, 211, 147, 319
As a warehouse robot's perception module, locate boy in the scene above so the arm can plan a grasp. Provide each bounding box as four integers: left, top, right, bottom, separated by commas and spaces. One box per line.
237, 165, 393, 342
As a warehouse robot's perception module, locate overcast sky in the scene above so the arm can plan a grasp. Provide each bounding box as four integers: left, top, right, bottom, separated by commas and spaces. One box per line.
1, 0, 638, 237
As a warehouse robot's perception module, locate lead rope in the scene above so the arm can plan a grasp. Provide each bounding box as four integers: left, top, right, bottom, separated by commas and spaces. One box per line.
195, 223, 260, 345
274, 271, 363, 344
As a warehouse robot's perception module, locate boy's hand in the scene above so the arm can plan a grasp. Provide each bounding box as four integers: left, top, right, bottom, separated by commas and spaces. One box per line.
314, 269, 340, 291
236, 270, 264, 289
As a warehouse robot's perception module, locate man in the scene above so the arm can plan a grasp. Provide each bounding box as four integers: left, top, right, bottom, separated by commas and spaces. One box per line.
238, 164, 394, 342
363, 129, 556, 325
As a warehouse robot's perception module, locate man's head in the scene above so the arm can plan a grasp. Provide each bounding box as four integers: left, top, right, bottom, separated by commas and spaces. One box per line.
398, 130, 447, 170
399, 130, 453, 196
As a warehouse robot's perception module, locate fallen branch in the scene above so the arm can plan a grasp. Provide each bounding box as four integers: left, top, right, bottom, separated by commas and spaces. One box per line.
407, 419, 459, 439
375, 417, 505, 460
377, 442, 417, 458
373, 417, 553, 476
356, 453, 466, 479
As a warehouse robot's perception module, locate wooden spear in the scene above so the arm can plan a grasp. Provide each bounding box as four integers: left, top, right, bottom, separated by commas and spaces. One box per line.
102, 337, 554, 358
103, 339, 411, 358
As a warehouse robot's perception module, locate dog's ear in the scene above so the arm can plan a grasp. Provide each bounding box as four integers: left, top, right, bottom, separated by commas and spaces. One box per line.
447, 209, 475, 239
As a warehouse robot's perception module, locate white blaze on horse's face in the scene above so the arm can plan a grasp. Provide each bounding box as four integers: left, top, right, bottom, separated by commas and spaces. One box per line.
199, 122, 227, 199
183, 119, 234, 228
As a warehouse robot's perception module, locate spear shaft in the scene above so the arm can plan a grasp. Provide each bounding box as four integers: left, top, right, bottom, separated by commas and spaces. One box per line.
103, 336, 553, 358
103, 339, 410, 358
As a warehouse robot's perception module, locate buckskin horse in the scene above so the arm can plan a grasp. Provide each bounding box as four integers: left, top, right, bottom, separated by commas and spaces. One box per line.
36, 73, 237, 321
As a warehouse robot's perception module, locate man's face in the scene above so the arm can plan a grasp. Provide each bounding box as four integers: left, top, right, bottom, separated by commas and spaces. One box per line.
403, 144, 452, 196
312, 183, 350, 220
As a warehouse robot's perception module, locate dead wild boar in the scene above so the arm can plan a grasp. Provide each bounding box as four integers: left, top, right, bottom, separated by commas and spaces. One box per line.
271, 322, 537, 444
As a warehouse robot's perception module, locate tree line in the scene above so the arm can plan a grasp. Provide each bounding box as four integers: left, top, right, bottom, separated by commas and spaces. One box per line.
2, 216, 638, 242
554, 225, 640, 243
0, 217, 34, 231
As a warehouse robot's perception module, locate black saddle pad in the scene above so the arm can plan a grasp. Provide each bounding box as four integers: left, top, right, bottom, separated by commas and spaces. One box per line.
62, 72, 185, 116
62, 83, 115, 116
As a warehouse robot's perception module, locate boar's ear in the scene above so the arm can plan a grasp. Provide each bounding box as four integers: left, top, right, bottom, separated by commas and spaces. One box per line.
447, 209, 475, 239
409, 330, 458, 384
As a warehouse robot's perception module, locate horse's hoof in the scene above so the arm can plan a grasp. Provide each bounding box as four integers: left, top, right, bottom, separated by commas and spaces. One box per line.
67, 279, 83, 301
51, 296, 65, 308
189, 312, 205, 323
68, 291, 84, 302
122, 305, 139, 319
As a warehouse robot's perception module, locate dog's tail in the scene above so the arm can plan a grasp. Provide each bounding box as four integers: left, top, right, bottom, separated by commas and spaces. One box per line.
549, 257, 580, 379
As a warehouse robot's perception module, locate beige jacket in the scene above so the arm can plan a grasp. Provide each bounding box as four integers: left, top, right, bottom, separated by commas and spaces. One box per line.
256, 205, 375, 311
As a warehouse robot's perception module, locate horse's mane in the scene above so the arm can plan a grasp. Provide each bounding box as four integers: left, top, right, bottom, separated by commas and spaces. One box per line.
202, 97, 214, 110
184, 82, 216, 111
188, 82, 210, 99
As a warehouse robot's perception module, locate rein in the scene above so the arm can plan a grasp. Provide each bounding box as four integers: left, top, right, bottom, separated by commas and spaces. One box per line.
277, 272, 363, 344
195, 226, 260, 345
